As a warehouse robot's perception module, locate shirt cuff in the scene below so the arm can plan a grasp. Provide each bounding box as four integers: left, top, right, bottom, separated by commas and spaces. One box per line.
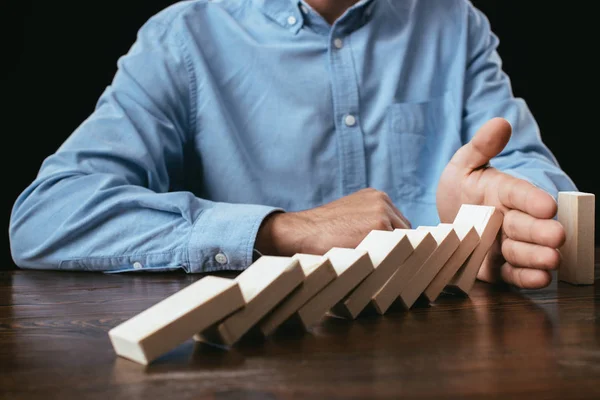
187, 202, 283, 273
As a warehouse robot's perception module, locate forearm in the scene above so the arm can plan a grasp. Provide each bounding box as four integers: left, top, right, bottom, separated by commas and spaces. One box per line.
9, 172, 281, 272
462, 4, 577, 201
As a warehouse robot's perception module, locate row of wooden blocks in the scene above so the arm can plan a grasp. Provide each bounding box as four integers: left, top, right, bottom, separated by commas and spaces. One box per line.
109, 203, 502, 365
109, 192, 595, 366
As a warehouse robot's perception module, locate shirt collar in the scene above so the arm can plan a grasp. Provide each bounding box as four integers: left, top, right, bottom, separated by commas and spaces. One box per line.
254, 0, 378, 35
253, 0, 305, 34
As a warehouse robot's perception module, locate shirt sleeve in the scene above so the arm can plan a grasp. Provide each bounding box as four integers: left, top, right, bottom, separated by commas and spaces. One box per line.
461, 2, 578, 199
9, 18, 281, 273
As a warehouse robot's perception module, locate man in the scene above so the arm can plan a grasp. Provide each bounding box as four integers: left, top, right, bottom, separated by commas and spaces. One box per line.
9, 0, 576, 290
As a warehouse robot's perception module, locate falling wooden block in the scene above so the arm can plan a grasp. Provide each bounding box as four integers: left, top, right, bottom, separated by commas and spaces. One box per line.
398, 224, 461, 309
260, 254, 336, 336
108, 276, 245, 365
557, 191, 595, 285
371, 229, 438, 314
297, 247, 374, 329
195, 256, 304, 346
330, 230, 414, 319
423, 222, 480, 302
446, 204, 503, 295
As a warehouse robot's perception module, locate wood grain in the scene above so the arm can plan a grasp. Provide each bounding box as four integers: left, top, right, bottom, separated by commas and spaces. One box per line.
1, 251, 599, 400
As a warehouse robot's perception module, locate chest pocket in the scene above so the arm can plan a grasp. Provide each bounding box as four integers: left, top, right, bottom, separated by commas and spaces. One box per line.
386, 92, 455, 201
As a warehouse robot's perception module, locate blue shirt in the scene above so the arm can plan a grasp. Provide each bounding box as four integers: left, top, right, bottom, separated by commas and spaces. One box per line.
9, 0, 577, 273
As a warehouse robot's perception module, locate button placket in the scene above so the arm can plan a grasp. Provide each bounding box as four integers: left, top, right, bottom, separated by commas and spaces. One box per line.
329, 29, 367, 195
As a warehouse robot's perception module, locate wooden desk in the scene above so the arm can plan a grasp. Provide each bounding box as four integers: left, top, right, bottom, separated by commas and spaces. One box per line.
1, 252, 599, 400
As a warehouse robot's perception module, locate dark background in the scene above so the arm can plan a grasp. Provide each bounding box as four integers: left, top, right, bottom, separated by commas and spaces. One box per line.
4, 1, 598, 269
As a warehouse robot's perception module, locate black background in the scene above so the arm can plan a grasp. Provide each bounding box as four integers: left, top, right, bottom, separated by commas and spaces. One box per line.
4, 1, 598, 268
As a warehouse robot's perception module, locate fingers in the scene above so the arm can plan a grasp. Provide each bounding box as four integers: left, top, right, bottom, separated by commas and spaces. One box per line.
501, 238, 561, 270
477, 209, 561, 290
388, 206, 410, 229
378, 190, 412, 228
497, 176, 557, 219
500, 262, 553, 289
390, 207, 411, 229
449, 117, 512, 170
502, 209, 566, 248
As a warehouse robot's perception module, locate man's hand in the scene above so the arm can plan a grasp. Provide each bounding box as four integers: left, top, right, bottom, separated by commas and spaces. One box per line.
437, 117, 565, 289
256, 188, 411, 257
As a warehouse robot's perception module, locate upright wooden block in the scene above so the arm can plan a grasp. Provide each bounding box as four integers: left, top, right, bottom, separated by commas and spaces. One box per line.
423, 222, 480, 302
260, 254, 336, 336
371, 230, 438, 314
557, 191, 595, 285
195, 256, 304, 346
296, 248, 374, 329
108, 276, 245, 365
331, 230, 414, 319
446, 204, 503, 295
399, 224, 461, 309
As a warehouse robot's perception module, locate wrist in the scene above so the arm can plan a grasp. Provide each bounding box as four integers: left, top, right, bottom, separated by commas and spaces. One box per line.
255, 211, 284, 256
255, 211, 304, 257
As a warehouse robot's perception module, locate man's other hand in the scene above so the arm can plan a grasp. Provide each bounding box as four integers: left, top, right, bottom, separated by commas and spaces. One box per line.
437, 117, 566, 289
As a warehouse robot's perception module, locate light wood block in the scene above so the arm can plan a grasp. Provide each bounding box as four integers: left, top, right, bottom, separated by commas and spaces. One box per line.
330, 230, 414, 319
108, 276, 244, 365
297, 248, 374, 329
371, 229, 437, 314
195, 256, 304, 346
260, 254, 336, 336
446, 204, 503, 295
423, 222, 480, 302
398, 225, 461, 308
557, 191, 595, 285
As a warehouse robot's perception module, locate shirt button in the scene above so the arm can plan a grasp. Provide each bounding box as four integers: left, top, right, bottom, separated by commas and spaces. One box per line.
344, 114, 357, 127
287, 15, 297, 25
215, 253, 228, 265
133, 262, 143, 270
333, 38, 343, 49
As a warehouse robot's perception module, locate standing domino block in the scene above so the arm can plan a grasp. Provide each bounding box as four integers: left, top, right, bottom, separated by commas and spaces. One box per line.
423, 222, 480, 302
108, 276, 245, 365
330, 230, 414, 319
399, 224, 461, 309
446, 204, 503, 295
297, 248, 374, 329
195, 256, 304, 346
260, 254, 336, 336
557, 191, 595, 285
371, 230, 438, 314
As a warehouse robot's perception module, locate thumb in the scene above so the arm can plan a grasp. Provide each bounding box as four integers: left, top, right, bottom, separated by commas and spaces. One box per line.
450, 117, 512, 170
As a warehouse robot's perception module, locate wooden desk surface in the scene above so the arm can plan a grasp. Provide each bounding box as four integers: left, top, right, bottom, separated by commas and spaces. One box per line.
1, 252, 599, 400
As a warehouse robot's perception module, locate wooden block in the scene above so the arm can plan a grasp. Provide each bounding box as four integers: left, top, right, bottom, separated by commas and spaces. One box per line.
296, 248, 374, 329
260, 254, 336, 336
195, 256, 304, 346
371, 230, 438, 314
398, 225, 461, 308
108, 276, 245, 365
557, 191, 595, 285
423, 222, 480, 302
330, 230, 414, 319
446, 204, 503, 295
